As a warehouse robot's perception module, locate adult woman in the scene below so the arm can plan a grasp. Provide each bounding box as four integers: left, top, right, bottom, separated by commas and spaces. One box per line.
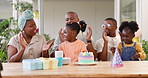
7, 10, 53, 62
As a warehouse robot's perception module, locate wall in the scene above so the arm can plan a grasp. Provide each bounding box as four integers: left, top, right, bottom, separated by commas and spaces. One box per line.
141, 0, 148, 41
36, 0, 114, 41
0, 0, 12, 19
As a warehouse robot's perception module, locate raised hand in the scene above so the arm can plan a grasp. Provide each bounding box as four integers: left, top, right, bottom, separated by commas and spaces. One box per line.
102, 27, 108, 43
110, 47, 116, 54
59, 28, 65, 42
42, 40, 54, 51
86, 26, 92, 41
19, 33, 26, 49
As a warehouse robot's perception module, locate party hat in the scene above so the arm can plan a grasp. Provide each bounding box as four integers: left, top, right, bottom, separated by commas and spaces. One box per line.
111, 48, 123, 67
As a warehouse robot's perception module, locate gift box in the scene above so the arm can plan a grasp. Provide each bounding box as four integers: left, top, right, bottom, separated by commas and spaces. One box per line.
22, 59, 43, 70
37, 58, 58, 70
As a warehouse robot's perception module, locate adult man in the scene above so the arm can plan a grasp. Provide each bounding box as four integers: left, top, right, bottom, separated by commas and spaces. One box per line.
87, 18, 121, 61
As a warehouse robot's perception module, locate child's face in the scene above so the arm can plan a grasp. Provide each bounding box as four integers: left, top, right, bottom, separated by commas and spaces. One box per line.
63, 27, 73, 41
121, 28, 135, 44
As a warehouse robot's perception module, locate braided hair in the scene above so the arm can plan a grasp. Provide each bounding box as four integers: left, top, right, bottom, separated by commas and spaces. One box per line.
66, 22, 80, 35
119, 21, 139, 34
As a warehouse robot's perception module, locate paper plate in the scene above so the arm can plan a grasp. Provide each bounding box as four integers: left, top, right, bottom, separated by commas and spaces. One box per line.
75, 62, 97, 66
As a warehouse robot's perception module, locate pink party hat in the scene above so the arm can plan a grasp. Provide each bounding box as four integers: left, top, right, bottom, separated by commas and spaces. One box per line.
111, 48, 123, 67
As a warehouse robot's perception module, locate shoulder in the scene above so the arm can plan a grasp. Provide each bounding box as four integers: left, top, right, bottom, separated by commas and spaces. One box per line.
116, 35, 121, 41
59, 41, 67, 46
76, 39, 86, 44
135, 42, 142, 47
8, 33, 21, 47
135, 42, 141, 45
9, 33, 21, 43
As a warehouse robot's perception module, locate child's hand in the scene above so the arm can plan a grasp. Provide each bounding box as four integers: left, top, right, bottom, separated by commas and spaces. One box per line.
132, 54, 140, 60
110, 47, 116, 54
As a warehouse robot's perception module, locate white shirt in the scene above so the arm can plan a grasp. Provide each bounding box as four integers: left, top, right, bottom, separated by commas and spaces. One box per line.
95, 35, 121, 61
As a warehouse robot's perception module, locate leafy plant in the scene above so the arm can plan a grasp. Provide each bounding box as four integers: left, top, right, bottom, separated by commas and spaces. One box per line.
142, 40, 148, 60
13, 2, 33, 12
0, 18, 20, 62
0, 1, 54, 62
0, 1, 33, 62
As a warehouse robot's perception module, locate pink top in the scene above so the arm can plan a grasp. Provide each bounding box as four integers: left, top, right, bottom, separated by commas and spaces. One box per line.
58, 39, 88, 62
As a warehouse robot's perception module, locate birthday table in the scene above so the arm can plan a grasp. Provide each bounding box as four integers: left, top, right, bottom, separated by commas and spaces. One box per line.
2, 61, 148, 78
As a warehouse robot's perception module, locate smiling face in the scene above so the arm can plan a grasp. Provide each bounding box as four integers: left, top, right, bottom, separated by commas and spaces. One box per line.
121, 27, 135, 44
65, 12, 79, 24
103, 20, 117, 36
23, 19, 37, 36
63, 26, 73, 41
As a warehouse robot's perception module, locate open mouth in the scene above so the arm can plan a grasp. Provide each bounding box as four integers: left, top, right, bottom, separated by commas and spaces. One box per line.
106, 29, 110, 34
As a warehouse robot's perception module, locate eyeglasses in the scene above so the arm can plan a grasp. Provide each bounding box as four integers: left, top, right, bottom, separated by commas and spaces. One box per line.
102, 24, 111, 27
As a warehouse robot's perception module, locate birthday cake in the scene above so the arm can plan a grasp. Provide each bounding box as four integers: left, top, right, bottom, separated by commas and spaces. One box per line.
78, 52, 94, 64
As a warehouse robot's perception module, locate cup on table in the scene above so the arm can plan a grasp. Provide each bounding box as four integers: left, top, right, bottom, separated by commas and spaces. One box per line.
63, 57, 71, 65
55, 51, 63, 66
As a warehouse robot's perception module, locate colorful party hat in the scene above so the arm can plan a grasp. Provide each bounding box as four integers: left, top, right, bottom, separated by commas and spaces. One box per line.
111, 48, 123, 67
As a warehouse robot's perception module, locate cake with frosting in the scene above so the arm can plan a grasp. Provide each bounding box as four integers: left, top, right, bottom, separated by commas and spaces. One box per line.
78, 52, 94, 64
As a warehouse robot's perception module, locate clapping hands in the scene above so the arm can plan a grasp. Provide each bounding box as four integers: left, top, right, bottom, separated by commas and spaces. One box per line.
102, 27, 108, 43
19, 33, 26, 49
86, 26, 92, 41
42, 40, 54, 52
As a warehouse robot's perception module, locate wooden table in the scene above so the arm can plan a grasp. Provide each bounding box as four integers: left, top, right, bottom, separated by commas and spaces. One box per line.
2, 61, 148, 78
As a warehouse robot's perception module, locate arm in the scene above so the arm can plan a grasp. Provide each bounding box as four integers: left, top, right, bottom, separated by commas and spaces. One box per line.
59, 28, 65, 42
8, 33, 26, 62
8, 45, 25, 62
98, 27, 109, 61
98, 42, 108, 61
51, 29, 64, 56
133, 43, 146, 60
87, 43, 98, 60
86, 26, 97, 60
42, 40, 54, 58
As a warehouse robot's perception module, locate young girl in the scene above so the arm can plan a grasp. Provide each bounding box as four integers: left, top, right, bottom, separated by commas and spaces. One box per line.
118, 21, 146, 61
58, 22, 88, 62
